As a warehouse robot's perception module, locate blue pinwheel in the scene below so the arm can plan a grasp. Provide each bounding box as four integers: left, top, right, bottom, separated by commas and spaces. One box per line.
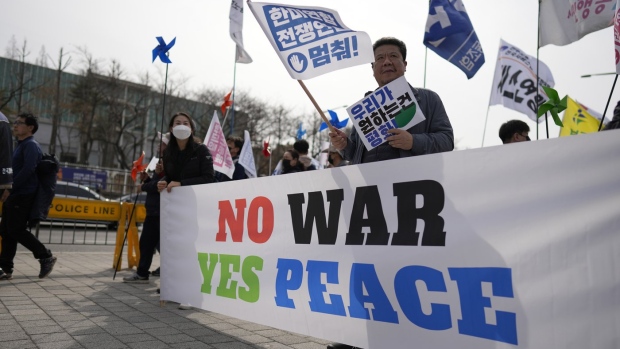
152, 36, 176, 64
319, 110, 349, 132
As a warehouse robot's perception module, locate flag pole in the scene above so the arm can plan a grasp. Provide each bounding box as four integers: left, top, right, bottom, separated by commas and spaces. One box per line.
598, 74, 618, 131
158, 58, 170, 156
481, 45, 498, 148
535, 0, 548, 139
423, 0, 430, 89
481, 106, 491, 147
229, 58, 238, 136
423, 48, 428, 89
297, 80, 334, 133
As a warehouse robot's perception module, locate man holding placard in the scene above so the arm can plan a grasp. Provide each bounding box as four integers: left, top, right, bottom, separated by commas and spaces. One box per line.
327, 36, 453, 349
330, 37, 454, 164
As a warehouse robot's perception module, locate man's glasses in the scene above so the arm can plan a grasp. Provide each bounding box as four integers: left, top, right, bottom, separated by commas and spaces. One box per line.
13, 121, 26, 126
520, 133, 531, 141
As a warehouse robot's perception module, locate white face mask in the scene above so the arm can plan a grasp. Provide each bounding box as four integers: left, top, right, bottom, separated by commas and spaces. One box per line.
172, 125, 192, 140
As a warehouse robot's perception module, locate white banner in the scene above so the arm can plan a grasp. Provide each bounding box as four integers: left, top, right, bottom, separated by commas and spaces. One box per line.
161, 131, 620, 349
204, 111, 234, 179
248, 1, 374, 80
540, 0, 614, 47
490, 39, 555, 123
347, 76, 425, 150
238, 130, 257, 178
230, 0, 252, 64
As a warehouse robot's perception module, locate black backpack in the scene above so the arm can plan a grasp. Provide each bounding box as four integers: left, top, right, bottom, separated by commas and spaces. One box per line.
29, 153, 60, 226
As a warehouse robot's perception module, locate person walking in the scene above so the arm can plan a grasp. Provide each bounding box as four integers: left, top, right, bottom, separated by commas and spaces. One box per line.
0, 113, 57, 280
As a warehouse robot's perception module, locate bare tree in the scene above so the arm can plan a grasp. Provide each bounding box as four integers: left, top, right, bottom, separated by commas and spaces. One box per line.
0, 38, 44, 113
35, 45, 48, 67
4, 35, 18, 59
47, 47, 71, 155
69, 46, 103, 165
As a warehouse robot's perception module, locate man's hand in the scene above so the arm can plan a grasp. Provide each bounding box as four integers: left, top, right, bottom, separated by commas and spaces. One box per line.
139, 170, 149, 182
158, 180, 180, 193
329, 128, 348, 151
154, 162, 163, 175
386, 129, 413, 150
165, 181, 181, 193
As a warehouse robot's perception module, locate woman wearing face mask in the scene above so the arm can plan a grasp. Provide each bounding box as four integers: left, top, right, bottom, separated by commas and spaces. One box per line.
280, 149, 305, 175
157, 112, 215, 193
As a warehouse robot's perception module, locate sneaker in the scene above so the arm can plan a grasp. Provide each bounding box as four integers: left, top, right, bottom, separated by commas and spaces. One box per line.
123, 273, 149, 283
39, 256, 57, 279
178, 303, 192, 310
0, 268, 12, 280
152, 267, 160, 277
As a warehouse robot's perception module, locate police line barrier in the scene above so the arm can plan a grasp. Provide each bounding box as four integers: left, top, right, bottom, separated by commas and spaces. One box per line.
0, 198, 146, 257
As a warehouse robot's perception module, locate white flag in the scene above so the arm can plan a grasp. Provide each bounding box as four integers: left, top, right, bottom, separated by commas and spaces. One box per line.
204, 112, 235, 179
248, 2, 373, 80
539, 0, 614, 47
230, 0, 252, 64
238, 130, 257, 178
615, 0, 620, 74
490, 39, 555, 123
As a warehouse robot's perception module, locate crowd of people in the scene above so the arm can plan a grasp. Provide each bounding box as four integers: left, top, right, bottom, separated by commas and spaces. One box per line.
1, 36, 618, 349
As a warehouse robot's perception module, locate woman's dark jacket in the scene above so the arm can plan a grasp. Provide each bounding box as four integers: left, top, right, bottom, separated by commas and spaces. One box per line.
162, 141, 215, 186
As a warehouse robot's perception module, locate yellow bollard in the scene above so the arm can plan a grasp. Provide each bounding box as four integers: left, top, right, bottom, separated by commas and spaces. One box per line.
112, 203, 129, 271
125, 203, 140, 268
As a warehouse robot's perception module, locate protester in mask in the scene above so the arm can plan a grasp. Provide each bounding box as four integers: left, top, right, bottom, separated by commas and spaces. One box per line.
499, 119, 530, 144
216, 136, 248, 182
123, 133, 169, 284
157, 112, 215, 193
324, 146, 348, 168
293, 139, 319, 170
279, 149, 305, 175
155, 112, 214, 309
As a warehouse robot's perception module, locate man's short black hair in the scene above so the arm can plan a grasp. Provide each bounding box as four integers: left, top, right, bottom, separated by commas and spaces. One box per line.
373, 37, 407, 61
18, 112, 39, 134
226, 136, 244, 150
499, 120, 529, 144
293, 139, 310, 154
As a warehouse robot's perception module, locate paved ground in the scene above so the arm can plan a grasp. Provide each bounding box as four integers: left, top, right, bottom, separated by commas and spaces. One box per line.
0, 245, 331, 349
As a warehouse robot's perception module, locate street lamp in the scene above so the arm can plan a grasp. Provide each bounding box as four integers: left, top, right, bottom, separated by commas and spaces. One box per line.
581, 72, 616, 78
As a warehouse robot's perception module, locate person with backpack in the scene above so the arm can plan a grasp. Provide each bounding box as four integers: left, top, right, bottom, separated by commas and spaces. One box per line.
0, 113, 57, 281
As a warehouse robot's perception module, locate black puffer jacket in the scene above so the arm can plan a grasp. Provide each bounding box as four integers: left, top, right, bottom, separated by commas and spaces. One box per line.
141, 174, 162, 217
162, 142, 215, 186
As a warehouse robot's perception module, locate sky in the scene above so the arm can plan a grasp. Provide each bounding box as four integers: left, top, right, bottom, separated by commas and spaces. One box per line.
2, 0, 618, 149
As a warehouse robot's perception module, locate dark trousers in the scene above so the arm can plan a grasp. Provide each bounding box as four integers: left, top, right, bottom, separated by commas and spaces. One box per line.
0, 194, 52, 273
137, 215, 160, 277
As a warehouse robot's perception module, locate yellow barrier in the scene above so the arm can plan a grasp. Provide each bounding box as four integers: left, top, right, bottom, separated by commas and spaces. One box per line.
0, 197, 145, 223
112, 203, 141, 271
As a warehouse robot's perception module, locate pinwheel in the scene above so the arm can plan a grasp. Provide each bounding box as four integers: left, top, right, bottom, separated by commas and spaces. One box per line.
152, 36, 176, 64
537, 86, 566, 127
319, 110, 349, 132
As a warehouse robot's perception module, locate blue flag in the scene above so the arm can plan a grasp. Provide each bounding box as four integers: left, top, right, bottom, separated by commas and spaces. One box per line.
423, 0, 484, 79
319, 110, 349, 132
296, 122, 306, 140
